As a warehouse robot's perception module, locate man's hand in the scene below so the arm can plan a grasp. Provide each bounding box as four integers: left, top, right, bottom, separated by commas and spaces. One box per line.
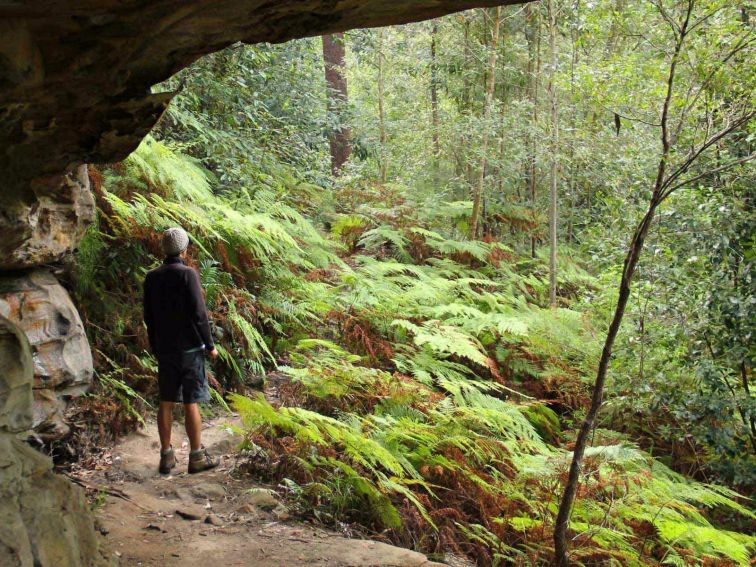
208, 347, 219, 360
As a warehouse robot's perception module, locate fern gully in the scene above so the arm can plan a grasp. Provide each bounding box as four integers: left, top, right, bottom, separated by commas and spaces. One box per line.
69, 136, 755, 565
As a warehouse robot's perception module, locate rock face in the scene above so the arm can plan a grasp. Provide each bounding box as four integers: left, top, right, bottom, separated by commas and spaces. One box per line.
0, 315, 106, 567
0, 314, 33, 432
0, 165, 95, 270
0, 270, 93, 440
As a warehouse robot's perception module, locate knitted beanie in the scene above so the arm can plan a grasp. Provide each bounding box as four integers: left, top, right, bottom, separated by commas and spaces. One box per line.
161, 227, 190, 257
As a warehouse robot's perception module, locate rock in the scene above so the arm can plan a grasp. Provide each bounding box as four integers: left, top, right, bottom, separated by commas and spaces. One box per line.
0, 165, 95, 270
0, 315, 108, 567
237, 488, 280, 510
190, 482, 227, 501
31, 389, 69, 439
0, 315, 33, 433
273, 504, 290, 521
440, 554, 476, 567
333, 538, 445, 567
0, 269, 93, 440
234, 503, 260, 516
204, 514, 223, 526
160, 487, 193, 501
207, 433, 242, 455
175, 508, 203, 521
117, 461, 156, 483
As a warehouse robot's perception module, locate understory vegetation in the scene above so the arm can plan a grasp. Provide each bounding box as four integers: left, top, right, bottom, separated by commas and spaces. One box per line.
67, 0, 753, 564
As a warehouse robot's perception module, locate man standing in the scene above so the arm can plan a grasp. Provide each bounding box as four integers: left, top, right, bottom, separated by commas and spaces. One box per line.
143, 227, 220, 475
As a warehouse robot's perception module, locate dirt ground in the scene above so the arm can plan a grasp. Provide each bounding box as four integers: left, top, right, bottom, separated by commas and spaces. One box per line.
73, 415, 445, 567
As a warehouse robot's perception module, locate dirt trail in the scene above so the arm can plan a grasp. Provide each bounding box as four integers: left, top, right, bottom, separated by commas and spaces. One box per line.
79, 415, 443, 567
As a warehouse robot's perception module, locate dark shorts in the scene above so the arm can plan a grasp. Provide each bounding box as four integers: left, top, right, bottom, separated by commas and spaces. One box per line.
157, 349, 210, 404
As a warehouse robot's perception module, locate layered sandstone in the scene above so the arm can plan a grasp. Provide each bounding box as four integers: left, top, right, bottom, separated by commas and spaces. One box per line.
0, 316, 106, 567
0, 269, 94, 440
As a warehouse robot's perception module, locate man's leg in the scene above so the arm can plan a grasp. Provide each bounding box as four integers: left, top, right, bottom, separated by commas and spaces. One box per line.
184, 352, 219, 473
157, 401, 174, 450
157, 400, 177, 474
184, 402, 202, 452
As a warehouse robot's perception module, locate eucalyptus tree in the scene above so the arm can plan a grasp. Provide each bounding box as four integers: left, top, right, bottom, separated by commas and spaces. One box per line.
470, 7, 503, 239
547, 0, 559, 307
323, 33, 352, 176
553, 1, 755, 563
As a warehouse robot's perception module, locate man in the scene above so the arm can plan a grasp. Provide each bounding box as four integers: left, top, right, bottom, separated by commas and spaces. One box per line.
143, 227, 220, 475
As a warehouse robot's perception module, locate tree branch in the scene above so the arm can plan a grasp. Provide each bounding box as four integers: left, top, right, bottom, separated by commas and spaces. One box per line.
661, 110, 756, 194
553, 3, 695, 565
672, 34, 754, 144
662, 152, 755, 197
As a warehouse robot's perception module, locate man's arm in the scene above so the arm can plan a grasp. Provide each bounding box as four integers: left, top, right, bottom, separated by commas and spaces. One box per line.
143, 274, 157, 353
185, 268, 215, 352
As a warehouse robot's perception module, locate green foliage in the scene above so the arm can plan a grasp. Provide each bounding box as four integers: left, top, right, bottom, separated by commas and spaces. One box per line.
233, 343, 756, 565
231, 392, 424, 529
392, 319, 489, 367
86, 133, 754, 564
73, 3, 755, 564
359, 225, 412, 262
330, 214, 369, 251
91, 351, 153, 428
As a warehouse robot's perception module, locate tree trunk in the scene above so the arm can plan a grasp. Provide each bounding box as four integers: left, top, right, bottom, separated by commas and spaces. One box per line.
322, 33, 352, 176
469, 7, 501, 240
462, 18, 474, 189
566, 3, 580, 246
462, 19, 472, 110
430, 22, 441, 159
525, 4, 541, 258
547, 0, 558, 308
554, 197, 664, 567
377, 28, 388, 183
553, 4, 693, 563
605, 0, 627, 55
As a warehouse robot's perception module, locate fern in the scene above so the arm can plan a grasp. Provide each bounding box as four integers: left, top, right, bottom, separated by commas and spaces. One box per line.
226, 298, 276, 370
391, 319, 489, 367
83, 131, 756, 567
358, 225, 412, 262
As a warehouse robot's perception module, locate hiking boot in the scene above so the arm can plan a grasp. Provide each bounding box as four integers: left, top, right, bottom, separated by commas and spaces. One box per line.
159, 446, 176, 474
188, 447, 219, 474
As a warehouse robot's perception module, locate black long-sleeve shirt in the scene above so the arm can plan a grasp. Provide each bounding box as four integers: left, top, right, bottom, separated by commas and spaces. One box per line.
143, 256, 214, 356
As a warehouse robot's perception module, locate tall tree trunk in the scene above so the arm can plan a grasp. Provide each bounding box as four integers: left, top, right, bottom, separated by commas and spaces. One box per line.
525, 4, 542, 258
547, 0, 559, 308
322, 33, 352, 176
566, 2, 580, 246
430, 22, 441, 159
469, 7, 502, 240
605, 0, 627, 55
462, 18, 474, 188
377, 28, 388, 183
462, 19, 472, 110
554, 4, 693, 564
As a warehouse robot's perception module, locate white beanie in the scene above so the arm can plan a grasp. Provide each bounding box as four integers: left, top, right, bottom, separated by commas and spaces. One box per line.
161, 227, 190, 257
